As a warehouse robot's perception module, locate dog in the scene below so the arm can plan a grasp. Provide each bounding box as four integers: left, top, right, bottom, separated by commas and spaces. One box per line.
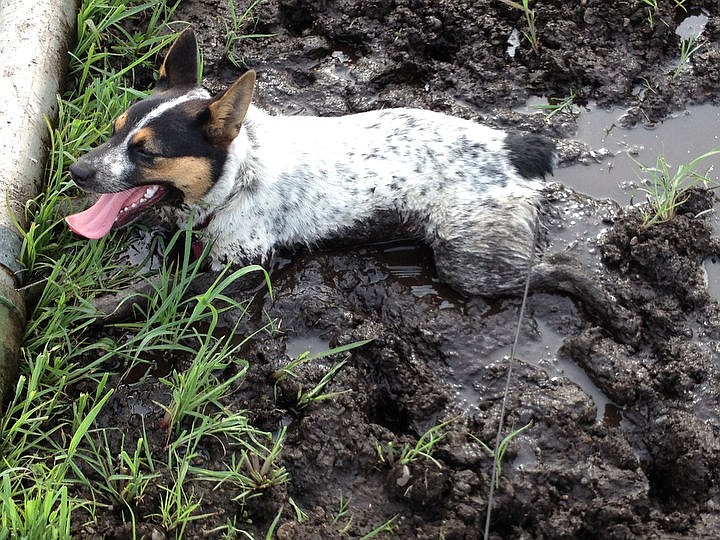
65, 28, 560, 299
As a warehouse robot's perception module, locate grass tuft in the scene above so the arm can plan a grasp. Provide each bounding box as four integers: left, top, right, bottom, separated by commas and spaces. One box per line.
377, 417, 456, 469
532, 89, 576, 120
224, 0, 274, 68
498, 0, 539, 55
273, 339, 372, 407
471, 421, 533, 480
674, 34, 703, 78
632, 148, 720, 225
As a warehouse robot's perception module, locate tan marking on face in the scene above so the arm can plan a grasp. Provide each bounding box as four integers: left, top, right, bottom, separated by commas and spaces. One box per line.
130, 127, 154, 147
130, 127, 162, 156
113, 112, 128, 133
142, 157, 213, 201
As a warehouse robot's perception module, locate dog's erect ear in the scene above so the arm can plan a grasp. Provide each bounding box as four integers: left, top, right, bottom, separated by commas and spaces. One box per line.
202, 70, 256, 146
156, 28, 198, 90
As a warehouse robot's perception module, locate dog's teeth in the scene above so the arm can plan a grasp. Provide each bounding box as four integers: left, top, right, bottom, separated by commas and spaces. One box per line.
145, 186, 159, 198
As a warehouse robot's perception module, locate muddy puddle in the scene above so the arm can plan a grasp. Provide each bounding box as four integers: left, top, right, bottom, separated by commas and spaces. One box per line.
707, 255, 720, 299
549, 103, 720, 202
277, 246, 620, 428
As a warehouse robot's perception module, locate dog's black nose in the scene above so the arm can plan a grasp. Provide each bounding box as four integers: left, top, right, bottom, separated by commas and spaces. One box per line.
69, 161, 95, 186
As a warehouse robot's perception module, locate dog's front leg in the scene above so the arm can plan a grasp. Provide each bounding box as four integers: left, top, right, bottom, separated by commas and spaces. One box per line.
202, 209, 277, 270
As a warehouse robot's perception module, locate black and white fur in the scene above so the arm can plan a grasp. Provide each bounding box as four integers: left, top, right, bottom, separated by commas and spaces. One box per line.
68, 28, 558, 297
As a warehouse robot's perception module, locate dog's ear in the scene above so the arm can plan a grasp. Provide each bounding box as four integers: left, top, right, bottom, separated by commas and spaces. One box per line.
202, 70, 256, 146
156, 28, 198, 90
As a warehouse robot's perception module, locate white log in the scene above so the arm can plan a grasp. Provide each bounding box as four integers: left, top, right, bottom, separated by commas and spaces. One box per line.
0, 0, 77, 405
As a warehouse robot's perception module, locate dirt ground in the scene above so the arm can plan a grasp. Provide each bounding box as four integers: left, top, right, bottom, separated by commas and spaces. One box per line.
83, 1, 720, 538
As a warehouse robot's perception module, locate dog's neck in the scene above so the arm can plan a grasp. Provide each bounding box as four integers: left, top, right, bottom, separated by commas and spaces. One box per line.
210, 106, 266, 202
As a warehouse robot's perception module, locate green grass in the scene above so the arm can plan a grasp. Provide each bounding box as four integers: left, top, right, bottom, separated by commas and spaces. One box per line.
224, 0, 274, 68
0, 477, 72, 540
376, 417, 456, 469
498, 0, 539, 55
332, 493, 352, 532
674, 34, 703, 78
471, 421, 533, 480
188, 425, 290, 504
273, 339, 372, 407
1, 0, 303, 538
633, 148, 720, 225
641, 0, 659, 10
79, 425, 159, 509
642, 0, 687, 10
532, 89, 576, 120
641, 0, 688, 28
359, 515, 399, 539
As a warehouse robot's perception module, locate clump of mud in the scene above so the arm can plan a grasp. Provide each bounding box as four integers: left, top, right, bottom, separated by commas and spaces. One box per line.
603, 189, 720, 329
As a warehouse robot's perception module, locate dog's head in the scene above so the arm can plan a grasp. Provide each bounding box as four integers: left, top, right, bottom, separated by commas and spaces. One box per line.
65, 28, 255, 239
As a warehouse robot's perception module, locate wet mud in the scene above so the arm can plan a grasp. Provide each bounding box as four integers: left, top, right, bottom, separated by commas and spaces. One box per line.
78, 1, 720, 538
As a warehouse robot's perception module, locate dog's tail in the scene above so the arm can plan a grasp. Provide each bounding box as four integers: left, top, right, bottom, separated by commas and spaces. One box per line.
530, 252, 640, 345
504, 133, 556, 180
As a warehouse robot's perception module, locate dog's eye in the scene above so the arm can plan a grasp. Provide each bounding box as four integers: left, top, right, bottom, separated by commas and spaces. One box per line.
133, 144, 160, 159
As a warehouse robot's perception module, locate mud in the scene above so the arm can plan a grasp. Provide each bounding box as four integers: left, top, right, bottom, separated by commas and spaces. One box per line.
75, 1, 720, 538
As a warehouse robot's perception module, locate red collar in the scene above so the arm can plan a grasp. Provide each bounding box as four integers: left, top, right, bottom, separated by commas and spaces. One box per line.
191, 213, 213, 260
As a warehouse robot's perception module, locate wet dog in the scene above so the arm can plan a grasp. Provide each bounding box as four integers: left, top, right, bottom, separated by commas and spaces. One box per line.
66, 28, 559, 297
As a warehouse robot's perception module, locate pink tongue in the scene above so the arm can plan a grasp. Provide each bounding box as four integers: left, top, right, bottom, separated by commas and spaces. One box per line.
65, 188, 145, 239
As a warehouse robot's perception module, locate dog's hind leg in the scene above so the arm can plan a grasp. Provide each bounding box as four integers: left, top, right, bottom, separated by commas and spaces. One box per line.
427, 189, 541, 297
427, 192, 639, 344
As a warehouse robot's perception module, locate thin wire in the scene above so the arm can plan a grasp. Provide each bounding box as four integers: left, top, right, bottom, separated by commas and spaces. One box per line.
483, 217, 538, 540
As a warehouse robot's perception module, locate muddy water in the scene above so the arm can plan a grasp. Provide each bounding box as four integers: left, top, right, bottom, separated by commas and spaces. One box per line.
538, 103, 720, 412
283, 239, 462, 362
555, 103, 720, 202
706, 255, 720, 299
285, 334, 331, 359
449, 314, 618, 424
281, 243, 622, 424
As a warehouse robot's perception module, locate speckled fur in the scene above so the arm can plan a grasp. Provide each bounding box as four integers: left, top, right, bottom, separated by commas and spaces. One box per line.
181, 104, 554, 295
72, 29, 557, 297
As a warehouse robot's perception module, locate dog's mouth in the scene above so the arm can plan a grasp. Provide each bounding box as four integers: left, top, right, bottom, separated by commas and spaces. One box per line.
65, 184, 169, 239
